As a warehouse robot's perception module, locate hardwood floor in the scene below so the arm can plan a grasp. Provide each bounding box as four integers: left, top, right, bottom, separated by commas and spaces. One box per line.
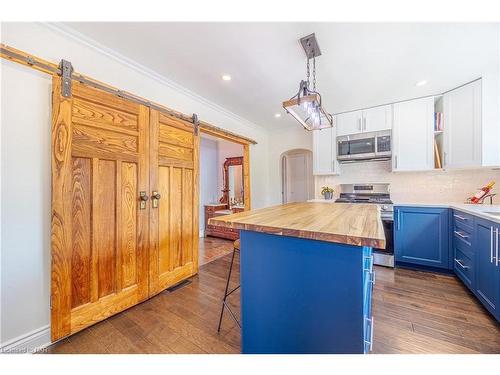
198, 236, 234, 266
45, 238, 500, 354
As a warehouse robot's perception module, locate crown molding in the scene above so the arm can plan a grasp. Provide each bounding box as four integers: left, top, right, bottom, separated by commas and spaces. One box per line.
41, 22, 269, 134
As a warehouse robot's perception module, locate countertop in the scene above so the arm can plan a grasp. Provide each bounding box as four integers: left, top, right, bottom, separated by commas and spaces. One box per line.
208, 202, 385, 248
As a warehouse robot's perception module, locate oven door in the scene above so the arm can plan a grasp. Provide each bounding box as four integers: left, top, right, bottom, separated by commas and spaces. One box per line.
373, 218, 394, 267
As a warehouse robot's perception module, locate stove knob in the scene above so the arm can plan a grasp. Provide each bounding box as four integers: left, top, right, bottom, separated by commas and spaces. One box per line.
381, 205, 388, 211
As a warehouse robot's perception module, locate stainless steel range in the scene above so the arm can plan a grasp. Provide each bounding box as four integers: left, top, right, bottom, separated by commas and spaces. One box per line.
335, 183, 394, 267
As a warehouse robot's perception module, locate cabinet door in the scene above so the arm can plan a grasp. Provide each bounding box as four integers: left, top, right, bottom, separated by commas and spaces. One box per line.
443, 80, 482, 168
394, 206, 450, 269
336, 110, 363, 136
474, 218, 499, 318
362, 105, 392, 132
392, 97, 434, 171
313, 127, 338, 175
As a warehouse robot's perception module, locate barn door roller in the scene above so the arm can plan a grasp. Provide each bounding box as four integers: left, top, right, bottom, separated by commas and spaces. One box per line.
58, 59, 73, 98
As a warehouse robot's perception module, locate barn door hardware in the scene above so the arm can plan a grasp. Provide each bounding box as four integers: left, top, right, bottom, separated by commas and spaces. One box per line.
192, 113, 200, 135
58, 59, 73, 98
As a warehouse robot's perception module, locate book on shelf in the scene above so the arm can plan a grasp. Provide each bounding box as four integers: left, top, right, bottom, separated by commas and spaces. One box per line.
434, 112, 443, 131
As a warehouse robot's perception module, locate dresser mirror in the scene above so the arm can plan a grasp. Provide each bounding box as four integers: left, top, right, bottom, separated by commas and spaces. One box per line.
221, 156, 244, 208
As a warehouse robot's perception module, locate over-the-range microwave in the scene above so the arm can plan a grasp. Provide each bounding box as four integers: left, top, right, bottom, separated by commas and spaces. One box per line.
337, 130, 392, 162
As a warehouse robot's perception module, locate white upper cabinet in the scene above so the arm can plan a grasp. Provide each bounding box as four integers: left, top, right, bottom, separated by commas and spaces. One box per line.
392, 97, 434, 171
336, 110, 363, 136
336, 105, 392, 136
313, 124, 339, 175
443, 80, 482, 168
363, 105, 393, 132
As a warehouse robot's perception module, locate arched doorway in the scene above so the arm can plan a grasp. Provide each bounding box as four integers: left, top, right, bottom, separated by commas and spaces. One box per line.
280, 149, 314, 204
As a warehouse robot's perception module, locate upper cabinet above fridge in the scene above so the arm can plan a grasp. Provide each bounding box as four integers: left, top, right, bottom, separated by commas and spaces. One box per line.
336, 104, 392, 137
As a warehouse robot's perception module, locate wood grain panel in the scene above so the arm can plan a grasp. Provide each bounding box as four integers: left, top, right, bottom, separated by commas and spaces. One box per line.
51, 77, 73, 341
158, 143, 193, 162
73, 98, 138, 133
72, 81, 140, 115
209, 202, 386, 248
94, 160, 116, 298
73, 124, 138, 156
70, 157, 91, 308
159, 123, 193, 148
158, 166, 170, 275
120, 162, 138, 289
158, 156, 193, 169
158, 112, 194, 133
170, 167, 183, 270
182, 168, 194, 265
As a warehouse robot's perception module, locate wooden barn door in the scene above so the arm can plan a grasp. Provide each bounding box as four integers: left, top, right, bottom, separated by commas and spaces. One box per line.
148, 109, 199, 295
51, 78, 150, 340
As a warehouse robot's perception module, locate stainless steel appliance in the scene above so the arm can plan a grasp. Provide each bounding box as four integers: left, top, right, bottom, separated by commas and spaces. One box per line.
337, 130, 391, 162
335, 183, 394, 267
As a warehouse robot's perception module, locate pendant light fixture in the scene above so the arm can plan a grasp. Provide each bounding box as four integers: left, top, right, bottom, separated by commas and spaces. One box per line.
282, 33, 333, 131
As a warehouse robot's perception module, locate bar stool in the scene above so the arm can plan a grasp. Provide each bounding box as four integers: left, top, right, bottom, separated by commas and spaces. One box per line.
217, 239, 241, 332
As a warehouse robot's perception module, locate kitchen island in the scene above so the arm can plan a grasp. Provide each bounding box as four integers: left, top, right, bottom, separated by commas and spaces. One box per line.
209, 202, 385, 354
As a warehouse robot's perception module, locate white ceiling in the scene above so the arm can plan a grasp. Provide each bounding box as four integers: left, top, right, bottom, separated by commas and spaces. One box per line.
61, 22, 499, 130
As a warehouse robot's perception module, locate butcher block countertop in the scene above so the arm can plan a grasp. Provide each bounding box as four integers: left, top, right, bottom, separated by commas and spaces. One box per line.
209, 202, 385, 248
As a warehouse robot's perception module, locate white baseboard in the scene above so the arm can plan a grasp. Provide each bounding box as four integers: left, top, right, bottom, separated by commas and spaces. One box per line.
0, 325, 51, 354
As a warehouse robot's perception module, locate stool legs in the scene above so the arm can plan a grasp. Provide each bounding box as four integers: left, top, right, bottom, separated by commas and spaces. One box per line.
217, 248, 241, 333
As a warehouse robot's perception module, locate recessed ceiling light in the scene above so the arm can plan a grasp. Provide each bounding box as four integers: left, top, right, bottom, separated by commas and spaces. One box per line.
221, 74, 231, 81
274, 113, 281, 118
416, 80, 427, 87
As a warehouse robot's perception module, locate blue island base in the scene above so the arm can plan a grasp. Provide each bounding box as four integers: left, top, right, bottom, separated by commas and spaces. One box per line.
240, 230, 374, 354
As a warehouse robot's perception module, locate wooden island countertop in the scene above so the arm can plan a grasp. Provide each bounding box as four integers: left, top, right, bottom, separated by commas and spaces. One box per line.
208, 202, 385, 248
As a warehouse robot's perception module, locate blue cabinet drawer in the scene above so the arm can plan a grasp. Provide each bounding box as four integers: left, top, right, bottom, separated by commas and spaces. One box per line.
454, 246, 474, 289
452, 210, 474, 230
453, 221, 474, 248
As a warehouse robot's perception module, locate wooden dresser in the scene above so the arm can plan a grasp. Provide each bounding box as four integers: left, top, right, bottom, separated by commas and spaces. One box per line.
205, 204, 241, 240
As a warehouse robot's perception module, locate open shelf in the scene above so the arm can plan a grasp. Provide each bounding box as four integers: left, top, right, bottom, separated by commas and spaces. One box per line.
433, 96, 444, 169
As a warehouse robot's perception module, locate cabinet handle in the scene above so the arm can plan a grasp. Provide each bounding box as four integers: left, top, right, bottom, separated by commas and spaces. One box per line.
370, 317, 374, 352
394, 155, 398, 169
496, 228, 499, 267
358, 118, 362, 131
370, 271, 376, 285
454, 230, 469, 240
363, 117, 367, 131
364, 317, 374, 352
454, 258, 469, 269
491, 226, 494, 263
453, 214, 468, 221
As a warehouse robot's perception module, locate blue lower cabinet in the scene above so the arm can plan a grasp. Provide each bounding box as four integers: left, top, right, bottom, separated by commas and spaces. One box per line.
394, 206, 450, 269
474, 217, 500, 320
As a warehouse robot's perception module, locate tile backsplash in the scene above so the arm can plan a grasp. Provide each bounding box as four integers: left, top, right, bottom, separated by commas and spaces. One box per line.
315, 160, 500, 204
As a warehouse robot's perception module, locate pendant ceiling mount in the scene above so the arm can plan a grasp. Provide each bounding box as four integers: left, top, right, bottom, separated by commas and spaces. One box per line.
283, 33, 333, 131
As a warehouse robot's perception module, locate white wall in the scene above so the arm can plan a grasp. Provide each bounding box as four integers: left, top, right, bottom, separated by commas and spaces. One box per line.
0, 62, 52, 352
267, 127, 313, 205
199, 137, 220, 236
0, 22, 272, 351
